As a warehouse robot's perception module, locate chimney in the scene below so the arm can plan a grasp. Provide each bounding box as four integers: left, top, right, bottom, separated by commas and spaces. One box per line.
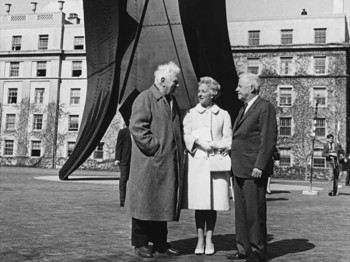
31, 2, 37, 13
58, 1, 65, 12
68, 13, 80, 24
5, 3, 12, 14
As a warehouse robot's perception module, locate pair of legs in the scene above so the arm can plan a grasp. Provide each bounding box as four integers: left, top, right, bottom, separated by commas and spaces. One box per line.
119, 165, 130, 206
195, 210, 217, 249
234, 176, 267, 259
131, 217, 167, 248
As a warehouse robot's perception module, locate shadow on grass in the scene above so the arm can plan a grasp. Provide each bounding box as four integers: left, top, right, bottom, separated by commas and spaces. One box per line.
267, 238, 315, 261
67, 177, 118, 181
269, 190, 291, 194
267, 198, 289, 201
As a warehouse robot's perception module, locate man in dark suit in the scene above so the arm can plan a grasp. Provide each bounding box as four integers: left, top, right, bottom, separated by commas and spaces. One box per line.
115, 124, 131, 207
322, 133, 345, 196
227, 73, 277, 262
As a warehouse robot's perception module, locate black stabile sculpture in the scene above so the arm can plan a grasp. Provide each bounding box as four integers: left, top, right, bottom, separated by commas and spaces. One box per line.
59, 0, 239, 180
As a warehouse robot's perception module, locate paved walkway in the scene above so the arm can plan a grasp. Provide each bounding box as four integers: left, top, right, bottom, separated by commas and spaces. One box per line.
1, 166, 349, 262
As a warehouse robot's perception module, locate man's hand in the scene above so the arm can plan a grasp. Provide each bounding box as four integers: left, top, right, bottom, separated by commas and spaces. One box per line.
114, 160, 120, 166
251, 168, 263, 178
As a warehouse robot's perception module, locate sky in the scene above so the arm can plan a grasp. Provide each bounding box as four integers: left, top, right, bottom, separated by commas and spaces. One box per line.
0, 0, 349, 22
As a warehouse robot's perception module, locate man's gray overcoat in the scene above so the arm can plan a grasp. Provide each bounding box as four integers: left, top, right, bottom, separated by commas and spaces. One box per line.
126, 85, 185, 221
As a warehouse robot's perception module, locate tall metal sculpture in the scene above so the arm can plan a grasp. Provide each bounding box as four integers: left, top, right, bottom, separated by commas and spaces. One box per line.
59, 0, 239, 180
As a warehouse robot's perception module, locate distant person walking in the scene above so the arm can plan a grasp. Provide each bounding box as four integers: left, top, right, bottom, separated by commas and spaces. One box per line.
114, 124, 131, 207
322, 134, 345, 196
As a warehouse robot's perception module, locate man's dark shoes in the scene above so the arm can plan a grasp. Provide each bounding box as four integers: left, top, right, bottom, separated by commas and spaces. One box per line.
226, 251, 248, 260
245, 251, 264, 262
153, 243, 181, 256
135, 246, 153, 258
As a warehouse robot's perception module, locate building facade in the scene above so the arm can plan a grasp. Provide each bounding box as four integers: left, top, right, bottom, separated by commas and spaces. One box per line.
228, 11, 349, 179
0, 10, 122, 169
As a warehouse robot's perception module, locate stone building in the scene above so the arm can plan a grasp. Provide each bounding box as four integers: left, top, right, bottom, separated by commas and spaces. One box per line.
228, 4, 349, 179
0, 4, 122, 169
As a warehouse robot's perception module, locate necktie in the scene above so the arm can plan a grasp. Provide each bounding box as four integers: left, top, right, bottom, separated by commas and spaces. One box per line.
329, 143, 333, 152
237, 103, 247, 122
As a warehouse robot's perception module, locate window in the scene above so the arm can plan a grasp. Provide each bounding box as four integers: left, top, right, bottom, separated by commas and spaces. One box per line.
247, 58, 259, 74
33, 114, 43, 130
72, 61, 82, 77
314, 57, 326, 74
313, 157, 326, 168
248, 31, 260, 46
10, 62, 20, 77
38, 35, 48, 50
313, 87, 327, 107
279, 117, 292, 136
4, 140, 14, 156
280, 57, 292, 75
70, 88, 81, 104
36, 61, 47, 76
279, 148, 291, 167
315, 118, 326, 137
74, 36, 84, 50
279, 87, 293, 106
94, 142, 104, 159
67, 142, 75, 157
34, 88, 45, 104
314, 29, 326, 44
6, 114, 16, 130
281, 30, 293, 44
8, 88, 18, 104
31, 141, 41, 157
69, 115, 79, 131
12, 36, 22, 50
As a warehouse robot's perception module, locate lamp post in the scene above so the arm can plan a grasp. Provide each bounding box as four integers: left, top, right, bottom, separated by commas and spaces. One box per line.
58, 1, 64, 12
303, 99, 319, 195
5, 3, 12, 14
31, 2, 37, 13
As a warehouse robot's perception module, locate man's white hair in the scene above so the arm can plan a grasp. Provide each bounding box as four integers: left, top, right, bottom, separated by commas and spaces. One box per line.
154, 61, 181, 83
240, 73, 261, 93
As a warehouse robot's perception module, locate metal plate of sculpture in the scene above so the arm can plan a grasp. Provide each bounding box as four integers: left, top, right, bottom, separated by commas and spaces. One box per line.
59, 0, 239, 179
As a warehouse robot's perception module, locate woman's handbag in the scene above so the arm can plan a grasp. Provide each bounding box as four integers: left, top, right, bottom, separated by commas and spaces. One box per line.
209, 154, 231, 172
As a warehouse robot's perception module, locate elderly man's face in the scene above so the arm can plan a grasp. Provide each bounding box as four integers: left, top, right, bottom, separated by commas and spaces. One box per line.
162, 73, 179, 96
236, 76, 253, 103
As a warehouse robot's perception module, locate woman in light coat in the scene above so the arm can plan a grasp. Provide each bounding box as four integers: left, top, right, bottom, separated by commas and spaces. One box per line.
182, 77, 232, 255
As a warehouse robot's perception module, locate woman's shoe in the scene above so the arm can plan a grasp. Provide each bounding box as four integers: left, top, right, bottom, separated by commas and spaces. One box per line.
205, 243, 215, 255
194, 244, 205, 255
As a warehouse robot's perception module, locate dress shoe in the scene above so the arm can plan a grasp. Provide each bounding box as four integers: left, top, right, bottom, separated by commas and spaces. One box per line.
226, 252, 248, 260
153, 243, 181, 256
135, 246, 153, 258
194, 244, 205, 255
245, 251, 264, 262
205, 243, 215, 255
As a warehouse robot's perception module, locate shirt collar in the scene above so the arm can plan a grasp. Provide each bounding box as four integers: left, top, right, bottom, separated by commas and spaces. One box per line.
194, 103, 220, 114
245, 95, 259, 112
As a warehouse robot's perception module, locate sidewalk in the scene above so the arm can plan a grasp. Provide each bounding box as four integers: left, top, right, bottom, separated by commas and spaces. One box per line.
1, 166, 349, 261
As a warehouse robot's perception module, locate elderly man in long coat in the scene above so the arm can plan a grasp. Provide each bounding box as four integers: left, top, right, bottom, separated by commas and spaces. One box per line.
126, 61, 185, 258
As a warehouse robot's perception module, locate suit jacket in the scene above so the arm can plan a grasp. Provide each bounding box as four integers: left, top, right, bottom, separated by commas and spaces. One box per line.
231, 96, 277, 179
322, 142, 345, 162
115, 127, 131, 166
